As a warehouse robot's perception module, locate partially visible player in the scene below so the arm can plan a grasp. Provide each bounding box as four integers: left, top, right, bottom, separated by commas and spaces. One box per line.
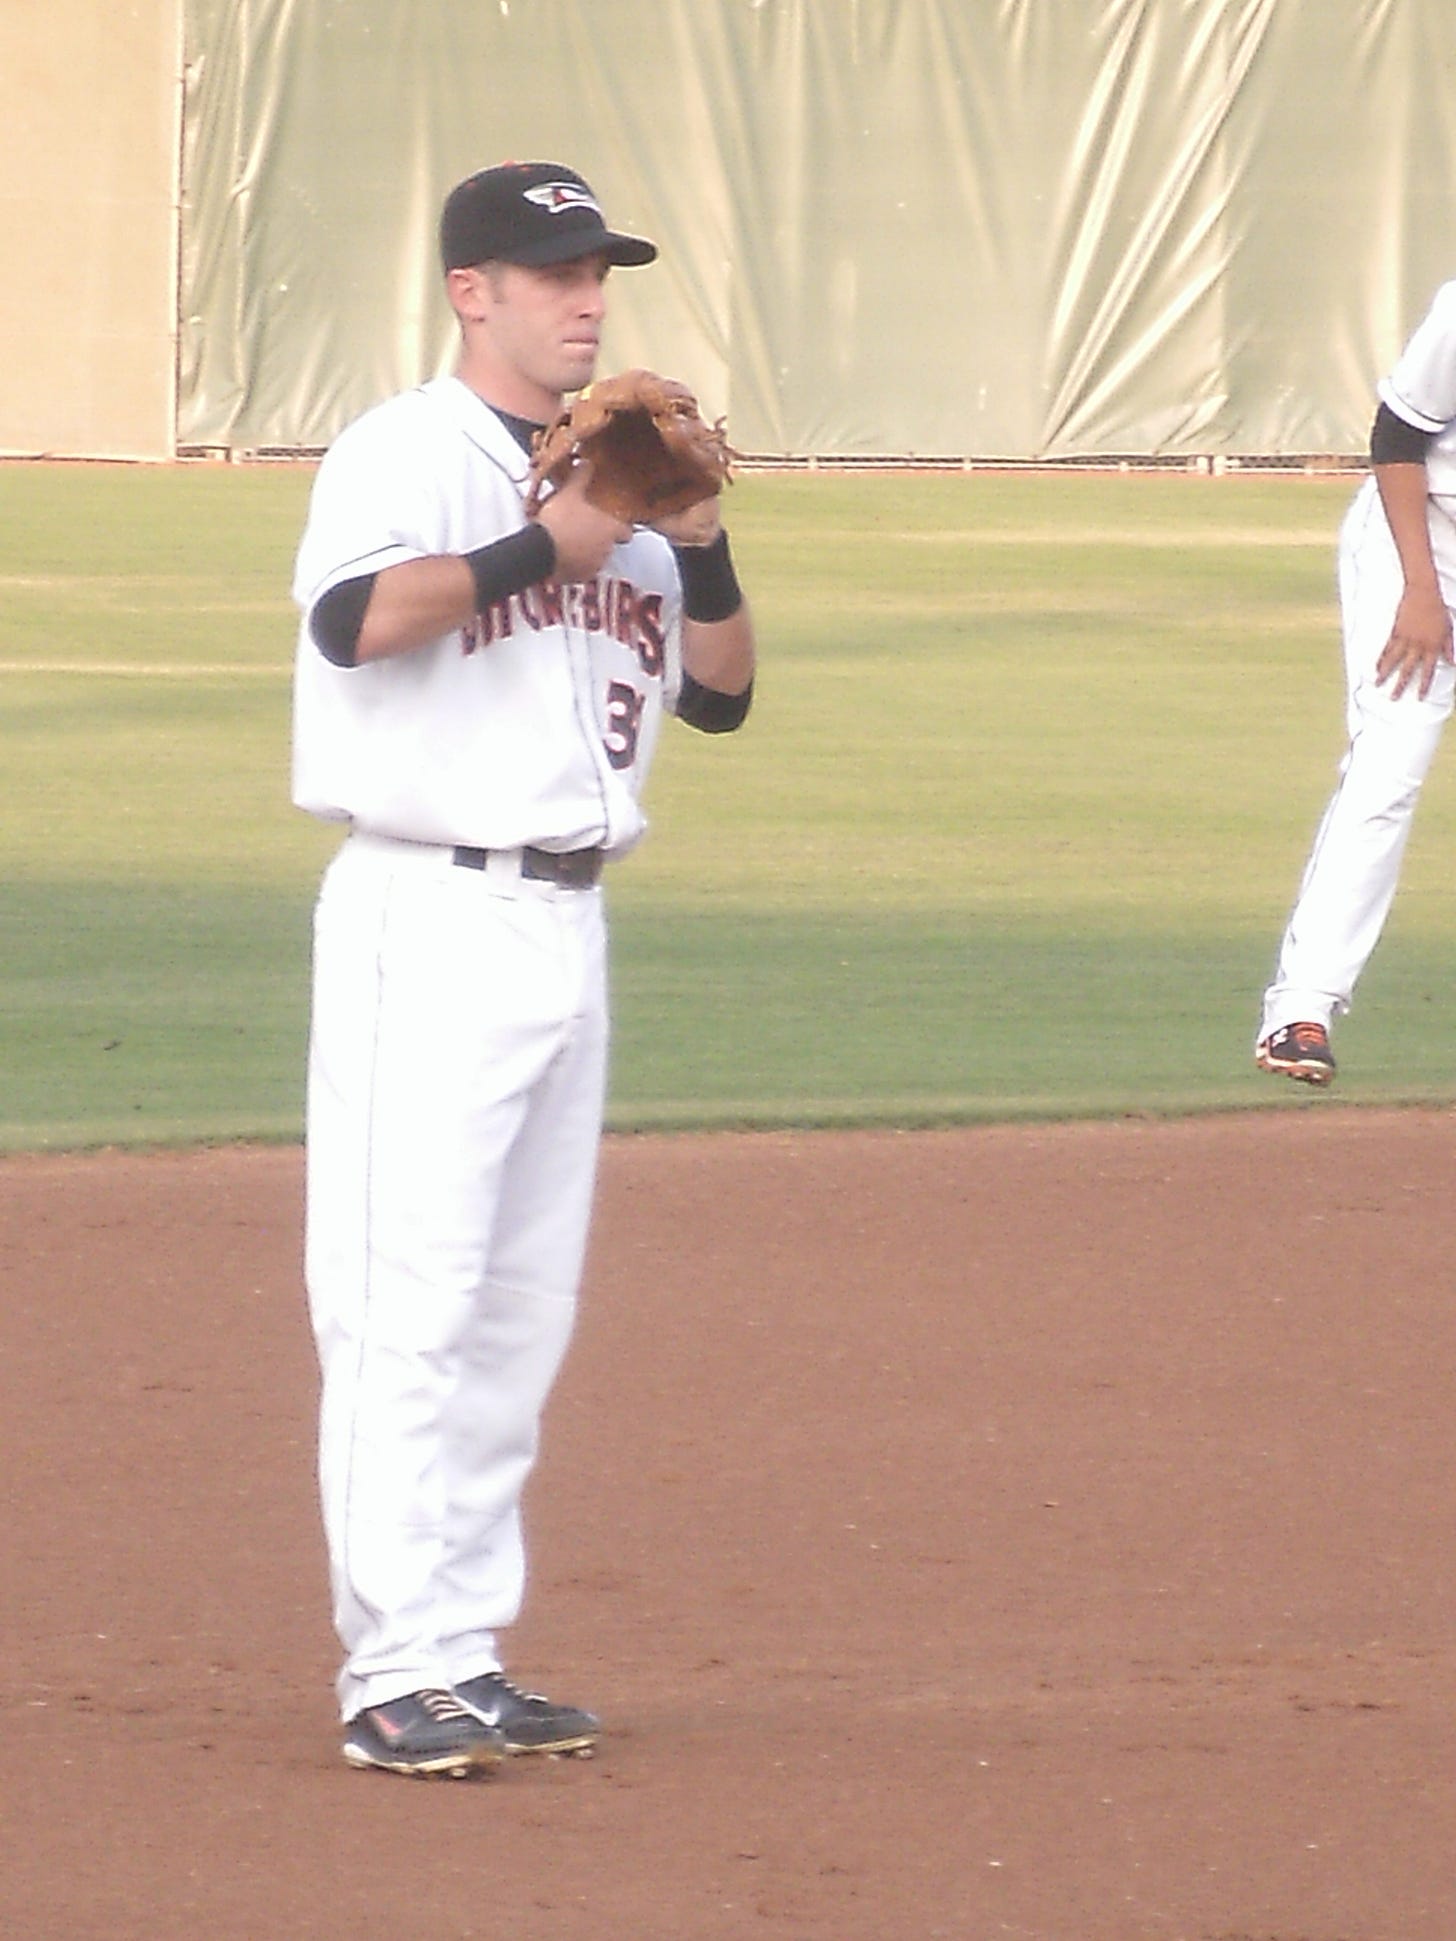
1256, 279, 1456, 1085
291, 161, 756, 1777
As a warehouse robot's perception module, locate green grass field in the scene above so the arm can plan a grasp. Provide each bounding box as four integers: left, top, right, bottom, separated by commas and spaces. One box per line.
3, 459, 1454, 1150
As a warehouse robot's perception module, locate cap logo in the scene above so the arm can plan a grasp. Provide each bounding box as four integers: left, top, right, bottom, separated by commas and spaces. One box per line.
524, 181, 602, 218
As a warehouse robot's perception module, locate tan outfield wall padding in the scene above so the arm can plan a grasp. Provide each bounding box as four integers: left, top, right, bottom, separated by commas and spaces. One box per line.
176, 0, 1456, 460
9, 2, 1456, 460
0, 0, 181, 460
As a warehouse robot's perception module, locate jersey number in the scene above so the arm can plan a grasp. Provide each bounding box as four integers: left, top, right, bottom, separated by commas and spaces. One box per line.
604, 680, 646, 770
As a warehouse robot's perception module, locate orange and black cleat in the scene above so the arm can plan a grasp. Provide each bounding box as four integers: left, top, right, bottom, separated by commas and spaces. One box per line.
1256, 1021, 1336, 1086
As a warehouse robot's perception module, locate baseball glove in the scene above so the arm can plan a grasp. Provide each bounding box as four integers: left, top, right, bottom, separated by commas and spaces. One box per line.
526, 369, 733, 525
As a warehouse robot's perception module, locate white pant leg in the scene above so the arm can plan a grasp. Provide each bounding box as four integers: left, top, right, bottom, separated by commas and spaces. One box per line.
1260, 481, 1455, 1039
304, 836, 607, 1720
435, 905, 608, 1686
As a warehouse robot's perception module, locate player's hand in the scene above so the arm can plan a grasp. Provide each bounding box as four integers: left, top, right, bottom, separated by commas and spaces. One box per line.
650, 498, 723, 548
1375, 582, 1454, 700
533, 463, 631, 582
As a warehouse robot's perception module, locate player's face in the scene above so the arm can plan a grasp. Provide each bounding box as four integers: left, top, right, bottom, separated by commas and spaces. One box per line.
463, 253, 611, 414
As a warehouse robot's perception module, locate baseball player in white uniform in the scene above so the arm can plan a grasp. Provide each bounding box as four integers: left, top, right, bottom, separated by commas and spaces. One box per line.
1257, 278, 1456, 1085
291, 162, 756, 1777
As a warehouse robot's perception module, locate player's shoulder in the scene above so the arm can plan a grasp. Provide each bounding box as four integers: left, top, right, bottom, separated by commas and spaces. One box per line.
323, 384, 443, 461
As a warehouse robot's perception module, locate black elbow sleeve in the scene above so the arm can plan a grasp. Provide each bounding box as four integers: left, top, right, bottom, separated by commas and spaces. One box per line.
676, 672, 754, 734
309, 574, 378, 667
1370, 403, 1433, 467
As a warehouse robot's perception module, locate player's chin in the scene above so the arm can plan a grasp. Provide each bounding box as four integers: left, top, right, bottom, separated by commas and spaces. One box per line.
556, 347, 600, 393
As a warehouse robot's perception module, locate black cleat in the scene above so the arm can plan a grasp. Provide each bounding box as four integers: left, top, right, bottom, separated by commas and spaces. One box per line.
1256, 1021, 1336, 1086
342, 1688, 507, 1778
453, 1671, 600, 1756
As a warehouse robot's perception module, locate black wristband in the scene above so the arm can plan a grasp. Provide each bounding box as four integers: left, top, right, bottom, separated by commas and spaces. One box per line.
465, 523, 556, 613
672, 528, 743, 623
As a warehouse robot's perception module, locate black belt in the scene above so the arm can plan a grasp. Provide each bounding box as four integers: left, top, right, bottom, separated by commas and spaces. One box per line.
452, 844, 605, 890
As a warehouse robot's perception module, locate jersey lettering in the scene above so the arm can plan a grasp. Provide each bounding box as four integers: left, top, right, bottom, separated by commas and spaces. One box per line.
635, 595, 665, 677
518, 584, 544, 630
538, 579, 565, 628
606, 580, 636, 647
463, 574, 665, 677
473, 597, 516, 647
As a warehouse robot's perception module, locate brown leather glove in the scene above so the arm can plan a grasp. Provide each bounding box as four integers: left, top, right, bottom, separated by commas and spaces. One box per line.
526, 369, 734, 525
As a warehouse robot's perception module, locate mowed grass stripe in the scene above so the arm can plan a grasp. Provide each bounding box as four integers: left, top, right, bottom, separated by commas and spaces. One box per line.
3, 461, 1452, 1150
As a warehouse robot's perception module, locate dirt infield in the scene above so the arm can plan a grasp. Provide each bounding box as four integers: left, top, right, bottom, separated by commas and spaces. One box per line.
4, 1111, 1455, 1941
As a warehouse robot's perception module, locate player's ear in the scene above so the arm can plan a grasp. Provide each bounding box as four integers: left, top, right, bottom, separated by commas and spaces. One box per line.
446, 265, 492, 324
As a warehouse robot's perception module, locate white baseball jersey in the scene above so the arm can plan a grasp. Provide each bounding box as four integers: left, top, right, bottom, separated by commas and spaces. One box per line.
1378, 278, 1456, 528
292, 375, 684, 854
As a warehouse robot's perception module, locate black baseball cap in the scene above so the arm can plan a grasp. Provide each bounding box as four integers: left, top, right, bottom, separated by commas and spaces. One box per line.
439, 162, 658, 272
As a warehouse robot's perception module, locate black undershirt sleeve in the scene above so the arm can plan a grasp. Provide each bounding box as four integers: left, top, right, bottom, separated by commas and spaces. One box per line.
1370, 401, 1434, 466
676, 670, 753, 734
310, 574, 378, 667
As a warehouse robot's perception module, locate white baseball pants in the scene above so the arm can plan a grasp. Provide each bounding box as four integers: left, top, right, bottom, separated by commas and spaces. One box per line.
1260, 478, 1456, 1040
304, 831, 608, 1721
